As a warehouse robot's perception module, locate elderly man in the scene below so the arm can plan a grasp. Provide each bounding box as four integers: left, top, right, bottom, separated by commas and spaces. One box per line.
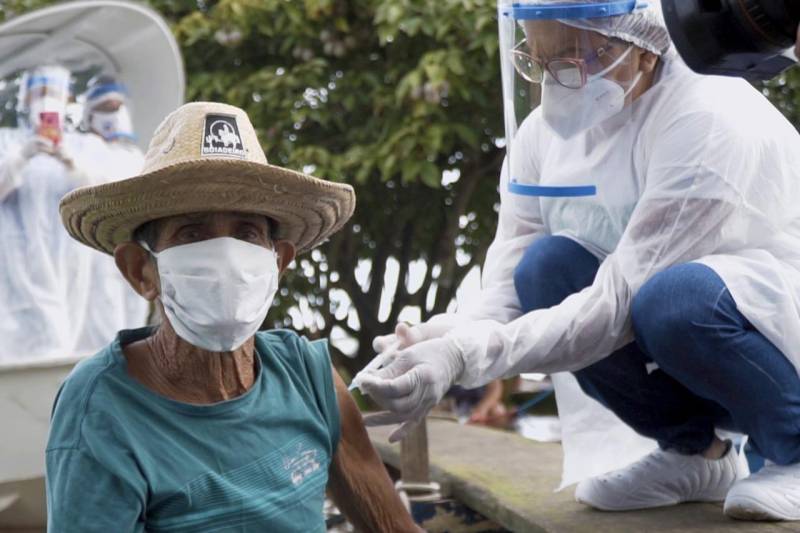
47, 102, 417, 532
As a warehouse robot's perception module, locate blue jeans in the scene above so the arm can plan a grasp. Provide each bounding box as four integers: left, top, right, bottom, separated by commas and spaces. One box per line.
513, 235, 800, 465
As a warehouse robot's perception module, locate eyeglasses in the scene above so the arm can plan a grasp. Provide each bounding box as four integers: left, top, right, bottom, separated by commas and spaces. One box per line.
510, 40, 622, 89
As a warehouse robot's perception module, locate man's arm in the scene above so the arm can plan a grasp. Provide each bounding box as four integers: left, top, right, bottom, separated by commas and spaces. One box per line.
327, 367, 418, 532
47, 447, 145, 532
467, 380, 506, 426
0, 139, 37, 201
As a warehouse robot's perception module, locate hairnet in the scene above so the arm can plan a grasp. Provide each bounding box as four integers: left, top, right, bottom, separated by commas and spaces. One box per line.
85, 74, 129, 108
535, 0, 672, 56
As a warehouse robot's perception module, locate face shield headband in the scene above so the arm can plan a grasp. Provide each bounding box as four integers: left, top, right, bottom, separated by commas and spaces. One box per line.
17, 67, 71, 129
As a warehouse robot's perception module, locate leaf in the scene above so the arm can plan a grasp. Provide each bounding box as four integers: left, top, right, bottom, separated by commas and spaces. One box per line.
420, 161, 441, 188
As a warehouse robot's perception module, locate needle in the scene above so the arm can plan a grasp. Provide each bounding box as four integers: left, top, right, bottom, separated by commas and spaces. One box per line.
348, 340, 401, 392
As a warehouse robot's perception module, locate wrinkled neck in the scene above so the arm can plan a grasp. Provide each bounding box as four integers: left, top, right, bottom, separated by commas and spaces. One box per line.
129, 316, 258, 404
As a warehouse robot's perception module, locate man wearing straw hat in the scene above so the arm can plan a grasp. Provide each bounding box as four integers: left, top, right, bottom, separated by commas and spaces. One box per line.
46, 102, 417, 532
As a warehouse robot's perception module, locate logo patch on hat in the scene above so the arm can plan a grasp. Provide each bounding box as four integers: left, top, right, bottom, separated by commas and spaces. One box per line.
201, 114, 246, 158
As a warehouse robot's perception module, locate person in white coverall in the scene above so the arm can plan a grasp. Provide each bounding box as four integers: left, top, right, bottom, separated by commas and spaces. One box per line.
0, 65, 93, 360
356, 0, 800, 522
0, 68, 147, 361
72, 74, 149, 351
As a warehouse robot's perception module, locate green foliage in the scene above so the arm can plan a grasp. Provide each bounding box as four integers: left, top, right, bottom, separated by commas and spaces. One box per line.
760, 68, 800, 127
0, 0, 53, 22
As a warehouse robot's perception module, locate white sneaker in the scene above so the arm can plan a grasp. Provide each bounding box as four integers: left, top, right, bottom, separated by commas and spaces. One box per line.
724, 461, 800, 521
575, 444, 748, 511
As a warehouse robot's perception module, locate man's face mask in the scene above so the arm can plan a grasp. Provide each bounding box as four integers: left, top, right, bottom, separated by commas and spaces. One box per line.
142, 237, 280, 352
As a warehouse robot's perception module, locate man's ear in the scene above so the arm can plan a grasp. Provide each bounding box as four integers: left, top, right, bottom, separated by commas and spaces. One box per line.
114, 242, 159, 301
274, 240, 296, 275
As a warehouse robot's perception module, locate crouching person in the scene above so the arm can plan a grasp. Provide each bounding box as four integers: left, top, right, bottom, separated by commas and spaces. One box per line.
47, 102, 417, 532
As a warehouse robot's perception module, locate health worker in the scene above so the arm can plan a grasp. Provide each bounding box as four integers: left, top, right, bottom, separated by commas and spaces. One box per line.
357, 0, 800, 522
70, 74, 149, 352
0, 65, 92, 360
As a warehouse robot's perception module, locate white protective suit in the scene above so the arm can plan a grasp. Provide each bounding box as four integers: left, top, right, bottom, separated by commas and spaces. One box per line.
72, 137, 149, 352
449, 55, 800, 486
0, 129, 148, 362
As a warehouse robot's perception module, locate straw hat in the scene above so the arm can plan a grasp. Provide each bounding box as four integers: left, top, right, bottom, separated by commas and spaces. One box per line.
59, 102, 355, 255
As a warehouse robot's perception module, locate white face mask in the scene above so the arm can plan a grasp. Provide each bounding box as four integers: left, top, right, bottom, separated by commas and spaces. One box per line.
90, 105, 135, 141
144, 237, 280, 352
542, 46, 641, 139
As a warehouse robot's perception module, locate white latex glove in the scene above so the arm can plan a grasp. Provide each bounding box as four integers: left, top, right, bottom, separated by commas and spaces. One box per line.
359, 337, 465, 443
50, 144, 75, 171
20, 136, 56, 159
0, 137, 55, 201
372, 314, 463, 353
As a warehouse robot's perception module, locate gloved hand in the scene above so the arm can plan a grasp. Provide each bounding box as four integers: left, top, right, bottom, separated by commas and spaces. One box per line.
359, 336, 465, 443
372, 314, 463, 353
20, 136, 56, 159
20, 136, 75, 170
50, 144, 75, 171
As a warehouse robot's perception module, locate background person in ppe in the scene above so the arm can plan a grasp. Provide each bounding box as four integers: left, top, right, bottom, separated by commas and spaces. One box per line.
358, 0, 800, 522
71, 74, 149, 353
0, 65, 95, 360
82, 74, 137, 145
0, 65, 79, 201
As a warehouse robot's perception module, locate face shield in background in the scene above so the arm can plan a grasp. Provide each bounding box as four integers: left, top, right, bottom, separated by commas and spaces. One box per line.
497, 0, 669, 196
15, 65, 71, 142
82, 75, 137, 143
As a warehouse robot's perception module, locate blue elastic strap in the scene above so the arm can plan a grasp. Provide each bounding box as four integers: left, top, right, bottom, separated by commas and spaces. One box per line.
108, 132, 138, 142
506, 1, 643, 20
26, 75, 59, 89
509, 181, 596, 197
87, 83, 129, 101
516, 388, 555, 415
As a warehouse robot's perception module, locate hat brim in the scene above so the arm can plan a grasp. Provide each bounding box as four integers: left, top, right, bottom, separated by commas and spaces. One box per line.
59, 158, 355, 255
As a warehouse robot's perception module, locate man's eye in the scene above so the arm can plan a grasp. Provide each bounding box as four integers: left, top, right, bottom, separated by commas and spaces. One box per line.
177, 227, 204, 242
238, 229, 261, 242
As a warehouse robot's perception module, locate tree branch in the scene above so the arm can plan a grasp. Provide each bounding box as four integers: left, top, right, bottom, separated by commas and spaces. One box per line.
387, 221, 414, 326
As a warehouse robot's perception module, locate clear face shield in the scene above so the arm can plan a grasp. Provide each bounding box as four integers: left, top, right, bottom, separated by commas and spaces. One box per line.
498, 1, 648, 195
83, 79, 137, 143
16, 65, 71, 135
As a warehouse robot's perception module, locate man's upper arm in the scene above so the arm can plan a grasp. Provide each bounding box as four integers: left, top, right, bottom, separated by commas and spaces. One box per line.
327, 366, 418, 532
330, 367, 374, 458
46, 447, 144, 533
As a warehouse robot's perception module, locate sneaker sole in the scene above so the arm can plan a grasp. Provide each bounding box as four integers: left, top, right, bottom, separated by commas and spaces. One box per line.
575, 493, 726, 512
724, 495, 798, 521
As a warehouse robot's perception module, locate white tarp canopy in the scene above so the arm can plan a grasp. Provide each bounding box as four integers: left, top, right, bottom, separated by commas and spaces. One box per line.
0, 0, 185, 149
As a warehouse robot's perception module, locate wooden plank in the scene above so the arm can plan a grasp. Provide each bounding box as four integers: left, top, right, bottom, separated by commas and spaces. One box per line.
369, 419, 798, 533
400, 420, 430, 484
